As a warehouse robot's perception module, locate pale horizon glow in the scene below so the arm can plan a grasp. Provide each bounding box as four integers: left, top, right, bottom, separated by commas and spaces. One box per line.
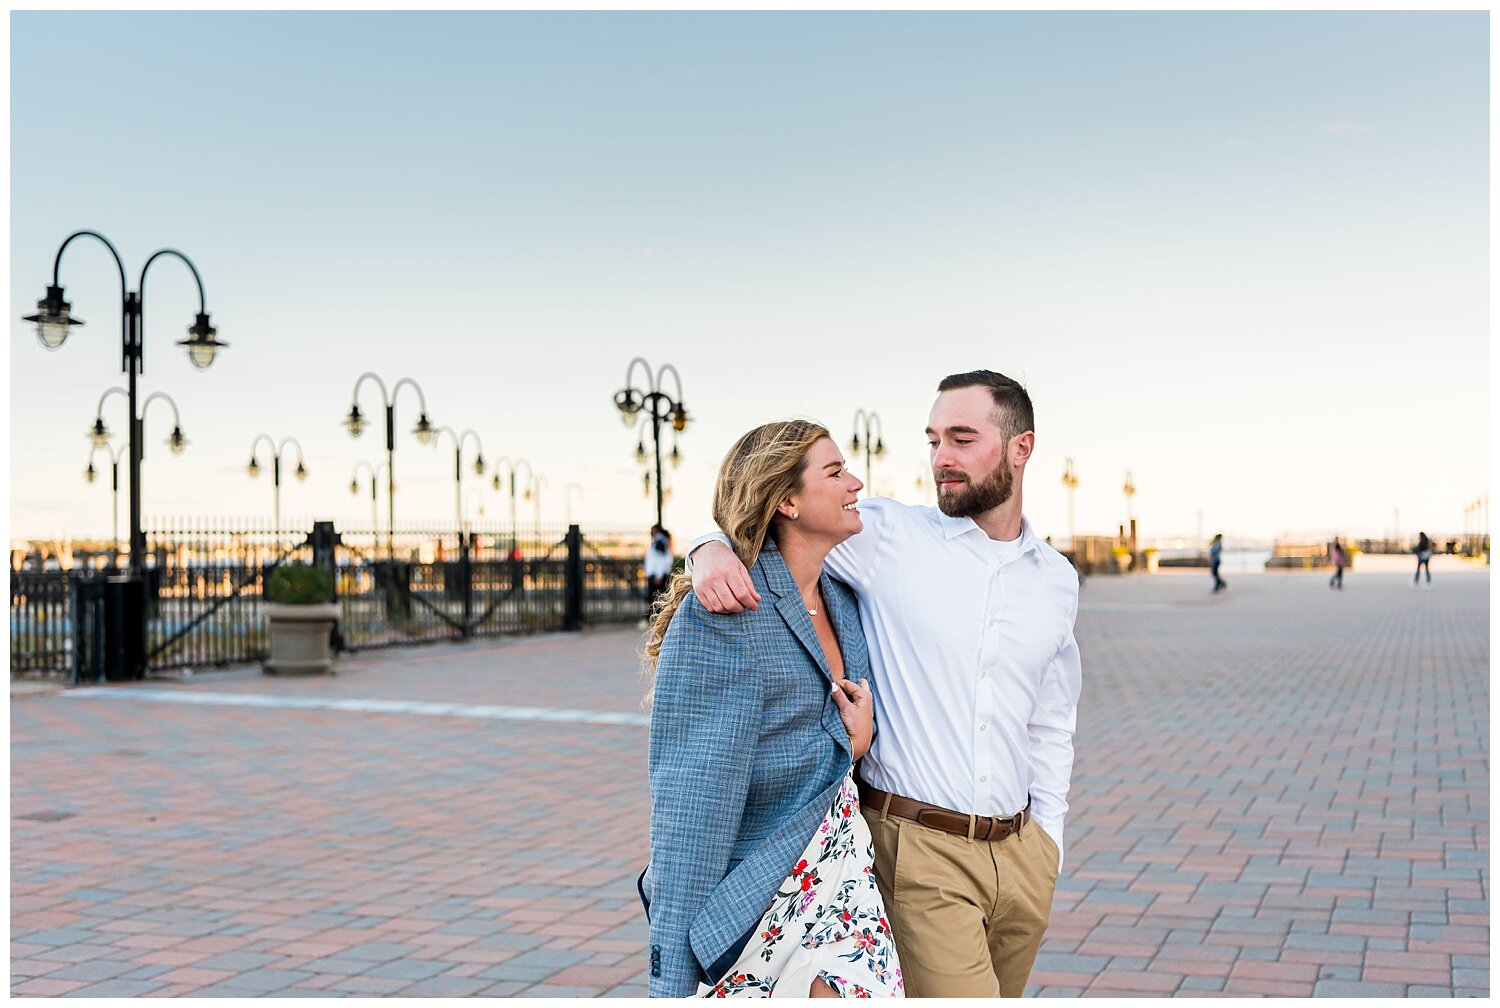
8, 11, 1489, 548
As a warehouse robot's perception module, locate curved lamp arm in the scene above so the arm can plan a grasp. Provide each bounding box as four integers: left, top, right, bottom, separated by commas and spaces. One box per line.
87, 440, 126, 468
57, 233, 130, 362
391, 376, 429, 415
139, 248, 208, 316
249, 433, 277, 472
95, 386, 129, 420
656, 362, 686, 405
139, 248, 220, 372
278, 436, 308, 480
459, 429, 484, 469
277, 436, 306, 466
623, 356, 652, 394
347, 372, 392, 441
139, 391, 183, 462
141, 391, 182, 430
512, 457, 535, 494
53, 230, 129, 295
351, 371, 391, 408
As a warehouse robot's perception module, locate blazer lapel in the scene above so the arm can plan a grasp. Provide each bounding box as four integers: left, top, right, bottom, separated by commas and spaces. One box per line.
820, 574, 862, 678
773, 594, 833, 684
759, 544, 834, 684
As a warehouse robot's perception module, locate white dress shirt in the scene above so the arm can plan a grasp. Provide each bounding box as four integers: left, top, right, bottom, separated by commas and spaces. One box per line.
691, 497, 1082, 867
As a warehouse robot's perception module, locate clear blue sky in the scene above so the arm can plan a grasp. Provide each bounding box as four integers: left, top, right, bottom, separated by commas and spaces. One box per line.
9, 11, 1489, 545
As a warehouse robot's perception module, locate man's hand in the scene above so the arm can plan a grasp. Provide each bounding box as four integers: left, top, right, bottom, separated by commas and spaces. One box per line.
690, 540, 761, 612
830, 678, 874, 761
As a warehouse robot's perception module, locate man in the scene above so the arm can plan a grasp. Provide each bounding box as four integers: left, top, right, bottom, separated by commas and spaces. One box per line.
689, 370, 1082, 997
1209, 533, 1226, 593
644, 523, 674, 618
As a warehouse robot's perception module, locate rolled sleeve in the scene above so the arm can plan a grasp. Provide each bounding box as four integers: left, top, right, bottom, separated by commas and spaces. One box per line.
1026, 590, 1082, 872
646, 600, 761, 996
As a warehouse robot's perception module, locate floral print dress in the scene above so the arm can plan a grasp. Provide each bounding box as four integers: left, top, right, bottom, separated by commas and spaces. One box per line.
703, 771, 904, 998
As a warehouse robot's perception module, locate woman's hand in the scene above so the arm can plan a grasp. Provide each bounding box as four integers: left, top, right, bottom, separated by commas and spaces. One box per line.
830, 677, 874, 761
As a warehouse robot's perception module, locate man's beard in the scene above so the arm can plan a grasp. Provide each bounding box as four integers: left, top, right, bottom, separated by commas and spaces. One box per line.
936, 460, 1014, 517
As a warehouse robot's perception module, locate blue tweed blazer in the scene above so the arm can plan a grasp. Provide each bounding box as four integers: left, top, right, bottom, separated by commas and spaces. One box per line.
642, 539, 869, 997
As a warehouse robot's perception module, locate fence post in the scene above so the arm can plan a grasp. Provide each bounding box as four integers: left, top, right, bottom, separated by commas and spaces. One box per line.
457, 531, 473, 638
564, 525, 584, 631
307, 521, 344, 651
69, 575, 105, 685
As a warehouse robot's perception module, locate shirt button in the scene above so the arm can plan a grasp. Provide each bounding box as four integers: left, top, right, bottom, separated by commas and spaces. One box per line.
980, 670, 988, 679
980, 775, 988, 782
979, 723, 987, 732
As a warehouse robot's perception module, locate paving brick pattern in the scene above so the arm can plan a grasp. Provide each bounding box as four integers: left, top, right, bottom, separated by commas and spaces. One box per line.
11, 565, 1488, 996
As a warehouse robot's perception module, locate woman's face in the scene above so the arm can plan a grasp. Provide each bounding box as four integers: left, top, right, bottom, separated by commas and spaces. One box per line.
788, 437, 864, 543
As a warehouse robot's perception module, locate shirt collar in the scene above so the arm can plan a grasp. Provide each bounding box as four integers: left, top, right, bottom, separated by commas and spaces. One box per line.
937, 510, 1039, 554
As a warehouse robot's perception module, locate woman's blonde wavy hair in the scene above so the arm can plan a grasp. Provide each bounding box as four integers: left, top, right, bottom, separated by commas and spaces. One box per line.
640, 419, 831, 704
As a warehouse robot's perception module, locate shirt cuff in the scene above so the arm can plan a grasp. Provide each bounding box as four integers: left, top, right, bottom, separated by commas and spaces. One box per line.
683, 532, 732, 573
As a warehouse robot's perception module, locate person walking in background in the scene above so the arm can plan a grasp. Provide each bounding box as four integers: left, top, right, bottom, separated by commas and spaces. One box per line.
1209, 533, 1227, 593
1413, 531, 1433, 588
1328, 536, 1349, 590
643, 523, 674, 620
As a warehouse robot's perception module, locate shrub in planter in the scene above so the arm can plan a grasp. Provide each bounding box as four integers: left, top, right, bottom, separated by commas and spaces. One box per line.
264, 562, 339, 676
267, 562, 333, 604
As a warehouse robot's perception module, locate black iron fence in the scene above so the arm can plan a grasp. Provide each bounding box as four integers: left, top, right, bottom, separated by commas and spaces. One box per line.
11, 520, 652, 681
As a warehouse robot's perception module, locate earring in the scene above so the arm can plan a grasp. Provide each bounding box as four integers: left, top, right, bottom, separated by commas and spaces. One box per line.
792, 511, 799, 519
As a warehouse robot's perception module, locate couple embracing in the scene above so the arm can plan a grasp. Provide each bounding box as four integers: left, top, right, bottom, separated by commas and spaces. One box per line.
640, 370, 1083, 998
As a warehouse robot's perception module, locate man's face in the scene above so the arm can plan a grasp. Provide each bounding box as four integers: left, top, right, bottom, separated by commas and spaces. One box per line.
927, 387, 1014, 518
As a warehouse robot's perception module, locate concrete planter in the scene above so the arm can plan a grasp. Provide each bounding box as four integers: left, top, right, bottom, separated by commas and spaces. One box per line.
264, 602, 340, 675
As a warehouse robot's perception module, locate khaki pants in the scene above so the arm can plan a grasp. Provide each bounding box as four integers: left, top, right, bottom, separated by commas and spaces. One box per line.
863, 804, 1059, 998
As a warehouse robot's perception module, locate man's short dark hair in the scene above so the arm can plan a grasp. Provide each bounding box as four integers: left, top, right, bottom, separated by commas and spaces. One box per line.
937, 370, 1035, 441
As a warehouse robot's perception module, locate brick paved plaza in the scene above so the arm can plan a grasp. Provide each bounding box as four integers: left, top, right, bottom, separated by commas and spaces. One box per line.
11, 560, 1489, 997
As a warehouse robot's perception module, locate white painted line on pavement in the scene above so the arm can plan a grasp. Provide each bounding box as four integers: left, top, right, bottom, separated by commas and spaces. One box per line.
62, 687, 649, 726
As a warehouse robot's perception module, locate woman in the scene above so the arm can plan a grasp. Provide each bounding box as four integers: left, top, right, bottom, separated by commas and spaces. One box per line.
1413, 531, 1433, 587
640, 420, 903, 998
1328, 537, 1348, 590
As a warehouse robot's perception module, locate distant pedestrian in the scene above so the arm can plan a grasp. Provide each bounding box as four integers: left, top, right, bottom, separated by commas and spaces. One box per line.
1209, 533, 1227, 593
1413, 531, 1433, 588
644, 524, 674, 618
1328, 536, 1348, 590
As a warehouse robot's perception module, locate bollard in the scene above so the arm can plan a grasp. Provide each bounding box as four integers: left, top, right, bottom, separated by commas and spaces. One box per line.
564, 525, 584, 631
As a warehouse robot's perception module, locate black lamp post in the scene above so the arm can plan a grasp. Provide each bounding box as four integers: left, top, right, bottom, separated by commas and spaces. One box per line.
24, 231, 224, 574
345, 373, 435, 558
350, 460, 390, 535
613, 357, 688, 529
84, 440, 126, 568
91, 384, 190, 492
433, 426, 486, 532
849, 409, 886, 497
248, 435, 308, 530
489, 455, 534, 548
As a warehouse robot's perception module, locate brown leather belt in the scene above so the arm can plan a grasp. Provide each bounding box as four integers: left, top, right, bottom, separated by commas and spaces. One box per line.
858, 781, 1030, 843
